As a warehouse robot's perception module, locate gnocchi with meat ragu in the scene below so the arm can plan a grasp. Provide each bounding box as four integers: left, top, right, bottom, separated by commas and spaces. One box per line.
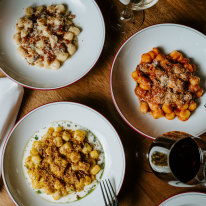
23, 121, 104, 203
13, 4, 80, 70
132, 48, 204, 121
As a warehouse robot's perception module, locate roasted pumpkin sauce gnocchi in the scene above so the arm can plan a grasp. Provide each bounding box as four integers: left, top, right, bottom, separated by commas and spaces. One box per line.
13, 4, 80, 70
132, 48, 204, 121
23, 121, 104, 203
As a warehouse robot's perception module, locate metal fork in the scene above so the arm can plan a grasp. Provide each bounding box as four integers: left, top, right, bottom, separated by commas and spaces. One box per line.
100, 179, 118, 206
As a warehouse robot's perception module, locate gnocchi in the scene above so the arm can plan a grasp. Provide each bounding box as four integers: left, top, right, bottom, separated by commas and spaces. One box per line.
132, 48, 204, 121
13, 4, 80, 70
24, 126, 102, 200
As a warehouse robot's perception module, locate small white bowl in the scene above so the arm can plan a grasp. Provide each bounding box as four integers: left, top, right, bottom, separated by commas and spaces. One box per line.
134, 0, 159, 10
2, 102, 125, 206
120, 0, 159, 10
0, 0, 105, 90
110, 24, 206, 139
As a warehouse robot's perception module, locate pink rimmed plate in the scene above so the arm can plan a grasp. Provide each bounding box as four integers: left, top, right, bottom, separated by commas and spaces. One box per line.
110, 24, 206, 139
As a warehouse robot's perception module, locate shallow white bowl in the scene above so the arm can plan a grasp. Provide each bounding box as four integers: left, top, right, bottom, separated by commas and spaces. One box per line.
110, 24, 206, 139
2, 102, 125, 206
0, 0, 105, 90
159, 192, 206, 206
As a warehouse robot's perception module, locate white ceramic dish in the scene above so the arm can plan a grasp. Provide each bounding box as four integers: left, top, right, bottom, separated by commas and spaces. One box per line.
159, 192, 206, 206
120, 0, 159, 10
0, 0, 105, 90
110, 23, 206, 139
2, 102, 125, 206
137, 0, 159, 10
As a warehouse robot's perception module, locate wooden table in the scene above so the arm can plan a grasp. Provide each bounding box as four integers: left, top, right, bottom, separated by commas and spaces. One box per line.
1, 0, 206, 205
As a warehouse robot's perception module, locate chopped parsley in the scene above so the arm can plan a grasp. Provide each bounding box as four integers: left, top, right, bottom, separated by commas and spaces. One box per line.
93, 136, 97, 142
36, 190, 41, 194
100, 162, 105, 168
67, 124, 70, 127
34, 135, 39, 140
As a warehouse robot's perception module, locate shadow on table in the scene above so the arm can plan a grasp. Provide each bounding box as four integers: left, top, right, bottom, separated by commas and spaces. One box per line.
176, 18, 206, 35
75, 96, 153, 205
90, 0, 122, 70
95, 0, 123, 38
0, 176, 4, 191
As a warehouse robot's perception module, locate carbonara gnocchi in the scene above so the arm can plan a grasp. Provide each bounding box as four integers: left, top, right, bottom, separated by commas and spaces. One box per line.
13, 4, 80, 70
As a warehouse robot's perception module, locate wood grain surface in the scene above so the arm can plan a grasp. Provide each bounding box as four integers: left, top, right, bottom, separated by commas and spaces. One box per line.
1, 0, 206, 205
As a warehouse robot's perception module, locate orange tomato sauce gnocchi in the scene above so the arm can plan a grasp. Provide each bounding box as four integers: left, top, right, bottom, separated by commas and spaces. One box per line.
132, 48, 204, 121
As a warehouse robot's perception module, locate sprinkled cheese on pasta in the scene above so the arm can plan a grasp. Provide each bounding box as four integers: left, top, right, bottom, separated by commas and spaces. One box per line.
23, 121, 104, 203
13, 4, 80, 70
132, 48, 204, 121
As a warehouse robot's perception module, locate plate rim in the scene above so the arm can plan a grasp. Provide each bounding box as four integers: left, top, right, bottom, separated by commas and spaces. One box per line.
1, 101, 126, 206
0, 0, 106, 90
159, 191, 206, 206
110, 23, 206, 140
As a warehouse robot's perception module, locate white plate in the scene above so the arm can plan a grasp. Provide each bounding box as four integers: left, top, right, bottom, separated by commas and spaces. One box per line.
110, 23, 206, 139
159, 192, 206, 206
2, 102, 125, 206
0, 0, 105, 90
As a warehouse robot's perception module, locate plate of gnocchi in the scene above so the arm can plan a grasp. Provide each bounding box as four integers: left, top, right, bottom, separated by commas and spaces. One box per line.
0, 0, 105, 89
110, 24, 206, 139
2, 102, 125, 206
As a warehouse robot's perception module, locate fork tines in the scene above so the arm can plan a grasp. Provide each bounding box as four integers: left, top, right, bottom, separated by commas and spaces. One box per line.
100, 179, 118, 206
